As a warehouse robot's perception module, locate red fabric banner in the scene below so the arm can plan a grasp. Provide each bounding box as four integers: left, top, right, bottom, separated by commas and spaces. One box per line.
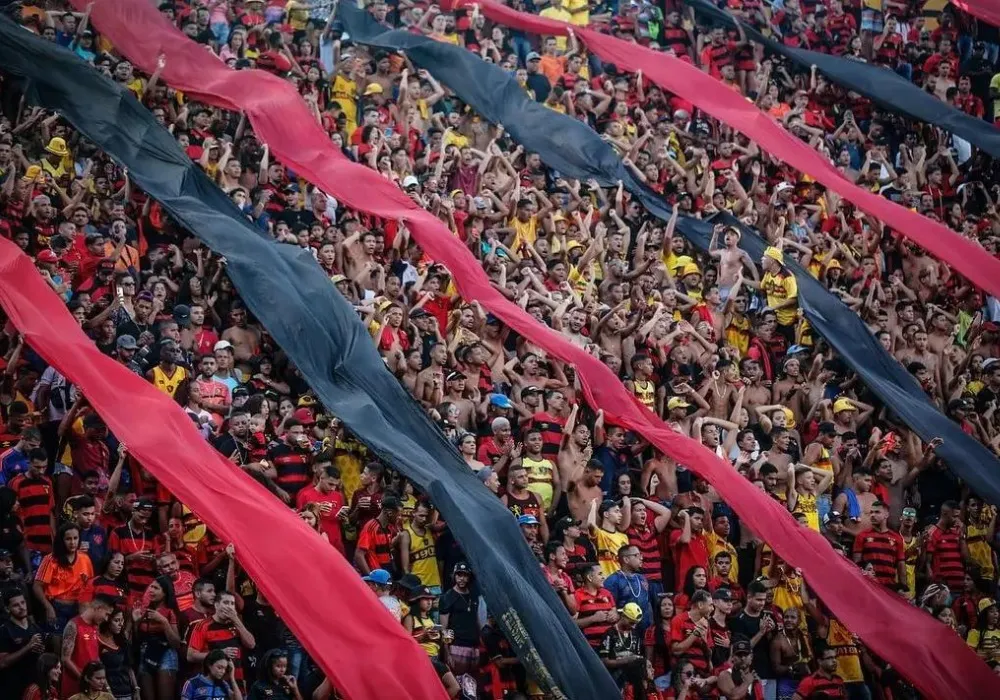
445, 0, 1000, 299
72, 1, 999, 696
0, 240, 445, 700
952, 0, 1000, 29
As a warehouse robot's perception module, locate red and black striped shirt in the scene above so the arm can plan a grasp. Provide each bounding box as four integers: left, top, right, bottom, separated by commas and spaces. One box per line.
187, 618, 245, 681
926, 525, 965, 592
852, 528, 904, 586
9, 474, 53, 553
627, 523, 662, 583
357, 518, 398, 572
109, 524, 156, 599
267, 444, 312, 499
573, 587, 615, 648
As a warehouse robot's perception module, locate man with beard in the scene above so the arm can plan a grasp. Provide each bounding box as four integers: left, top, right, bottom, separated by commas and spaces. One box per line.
0, 590, 46, 698
266, 419, 313, 505
145, 340, 188, 399
716, 636, 762, 699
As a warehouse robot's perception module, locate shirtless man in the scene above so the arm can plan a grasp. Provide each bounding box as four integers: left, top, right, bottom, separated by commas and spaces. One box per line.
554, 306, 591, 350
753, 429, 794, 476
443, 371, 476, 430
738, 358, 770, 412
708, 224, 757, 302
895, 329, 940, 384
565, 460, 606, 524
505, 353, 567, 398
339, 229, 379, 283
664, 387, 708, 438
594, 303, 642, 366
220, 303, 261, 364
558, 404, 593, 486
415, 343, 447, 407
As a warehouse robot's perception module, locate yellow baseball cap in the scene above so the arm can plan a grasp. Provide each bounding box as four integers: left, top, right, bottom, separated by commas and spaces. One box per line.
621, 602, 643, 622
667, 396, 691, 411
763, 247, 784, 265
833, 398, 857, 414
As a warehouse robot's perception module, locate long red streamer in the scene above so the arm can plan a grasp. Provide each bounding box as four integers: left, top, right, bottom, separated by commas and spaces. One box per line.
72, 0, 999, 696
0, 240, 444, 700
952, 0, 1000, 29
445, 0, 1000, 298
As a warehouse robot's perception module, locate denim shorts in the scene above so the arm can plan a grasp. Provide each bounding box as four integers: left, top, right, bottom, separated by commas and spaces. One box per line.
140, 644, 179, 674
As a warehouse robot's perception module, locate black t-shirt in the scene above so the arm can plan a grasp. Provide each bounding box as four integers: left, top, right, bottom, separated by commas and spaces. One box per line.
728, 611, 774, 678
598, 625, 643, 660
0, 618, 44, 697
241, 599, 283, 672
439, 588, 481, 647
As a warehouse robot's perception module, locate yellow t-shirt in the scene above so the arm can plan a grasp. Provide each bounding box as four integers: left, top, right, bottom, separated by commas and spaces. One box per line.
523, 456, 555, 511
761, 270, 798, 326
592, 527, 629, 577
331, 74, 359, 132
566, 0, 589, 25
967, 628, 1000, 661
539, 7, 573, 49
705, 530, 739, 583
827, 618, 864, 683
510, 215, 539, 250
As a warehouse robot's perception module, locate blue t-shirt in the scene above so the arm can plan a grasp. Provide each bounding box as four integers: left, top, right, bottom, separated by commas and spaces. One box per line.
181, 675, 231, 700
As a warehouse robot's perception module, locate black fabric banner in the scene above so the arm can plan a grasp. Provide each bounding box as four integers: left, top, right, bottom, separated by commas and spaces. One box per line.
0, 18, 617, 700
687, 0, 1000, 159
339, 4, 1000, 505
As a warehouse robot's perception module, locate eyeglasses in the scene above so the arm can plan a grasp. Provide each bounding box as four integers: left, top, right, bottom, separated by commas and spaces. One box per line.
682, 671, 695, 677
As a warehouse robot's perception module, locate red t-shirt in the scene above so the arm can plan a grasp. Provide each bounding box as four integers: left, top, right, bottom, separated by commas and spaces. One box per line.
669, 529, 710, 590
296, 484, 346, 553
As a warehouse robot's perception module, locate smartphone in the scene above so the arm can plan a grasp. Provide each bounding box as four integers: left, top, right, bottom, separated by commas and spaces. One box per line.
116, 286, 124, 297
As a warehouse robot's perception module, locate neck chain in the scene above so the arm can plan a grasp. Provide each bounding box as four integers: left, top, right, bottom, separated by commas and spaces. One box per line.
127, 521, 146, 551
622, 571, 641, 598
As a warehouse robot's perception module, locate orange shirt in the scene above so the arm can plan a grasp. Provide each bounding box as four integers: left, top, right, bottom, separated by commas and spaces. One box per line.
539, 55, 566, 86
35, 552, 94, 602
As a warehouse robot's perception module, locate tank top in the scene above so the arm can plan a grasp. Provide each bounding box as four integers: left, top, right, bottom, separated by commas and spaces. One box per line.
522, 457, 555, 511
794, 492, 820, 531
813, 447, 834, 493
151, 365, 187, 398
632, 379, 656, 412
63, 616, 100, 696
405, 523, 440, 587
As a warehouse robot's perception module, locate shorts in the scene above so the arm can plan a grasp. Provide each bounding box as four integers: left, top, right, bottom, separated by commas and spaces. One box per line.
449, 645, 480, 667
52, 462, 73, 477
49, 600, 79, 635
140, 644, 179, 674
861, 10, 883, 33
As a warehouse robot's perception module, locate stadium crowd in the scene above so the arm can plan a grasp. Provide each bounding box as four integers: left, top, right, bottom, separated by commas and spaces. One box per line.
1, 0, 1000, 698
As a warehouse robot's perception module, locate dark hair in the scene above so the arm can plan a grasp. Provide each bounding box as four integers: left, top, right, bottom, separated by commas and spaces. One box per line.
79, 661, 105, 692
259, 648, 289, 682
671, 659, 695, 690
683, 567, 708, 597
71, 495, 96, 511
690, 590, 712, 606
35, 653, 60, 695
205, 648, 229, 669
748, 581, 768, 597
2, 589, 25, 607
53, 522, 82, 566
544, 540, 564, 563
